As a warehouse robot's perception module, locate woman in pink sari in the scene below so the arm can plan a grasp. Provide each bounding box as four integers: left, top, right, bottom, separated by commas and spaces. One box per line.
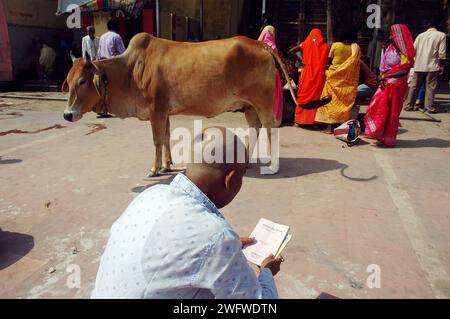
364, 24, 415, 147
258, 25, 283, 122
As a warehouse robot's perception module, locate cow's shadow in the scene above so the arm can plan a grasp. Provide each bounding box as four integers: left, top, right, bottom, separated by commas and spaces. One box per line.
132, 158, 375, 192
0, 231, 35, 271
246, 157, 349, 180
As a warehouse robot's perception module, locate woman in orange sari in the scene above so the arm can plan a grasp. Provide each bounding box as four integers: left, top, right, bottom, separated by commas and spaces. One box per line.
291, 29, 329, 125
364, 24, 415, 147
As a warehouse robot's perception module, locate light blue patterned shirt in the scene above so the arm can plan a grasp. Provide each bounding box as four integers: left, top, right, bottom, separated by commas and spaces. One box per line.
92, 174, 278, 299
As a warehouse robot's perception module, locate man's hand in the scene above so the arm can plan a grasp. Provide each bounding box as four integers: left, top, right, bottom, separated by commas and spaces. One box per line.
240, 237, 255, 249
260, 255, 283, 276
439, 66, 445, 75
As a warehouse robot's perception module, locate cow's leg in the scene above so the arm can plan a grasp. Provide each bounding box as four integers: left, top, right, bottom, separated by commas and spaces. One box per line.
147, 112, 168, 178
252, 100, 281, 174
159, 117, 172, 174
244, 107, 262, 164
261, 117, 276, 157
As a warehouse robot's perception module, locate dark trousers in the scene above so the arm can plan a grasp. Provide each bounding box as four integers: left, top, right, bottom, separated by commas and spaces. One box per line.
405, 71, 439, 110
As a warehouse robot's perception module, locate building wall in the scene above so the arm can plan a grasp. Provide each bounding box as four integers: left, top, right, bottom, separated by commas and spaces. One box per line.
4, 0, 80, 78
159, 0, 244, 41
159, 0, 199, 40
4, 0, 67, 28
93, 12, 112, 36
0, 0, 13, 81
160, 0, 199, 18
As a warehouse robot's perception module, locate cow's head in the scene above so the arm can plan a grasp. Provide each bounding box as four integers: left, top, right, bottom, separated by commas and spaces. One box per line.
63, 53, 104, 122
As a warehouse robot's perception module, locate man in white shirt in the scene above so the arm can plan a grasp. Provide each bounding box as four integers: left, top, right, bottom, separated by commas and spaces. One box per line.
92, 128, 282, 299
82, 26, 99, 61
405, 21, 447, 114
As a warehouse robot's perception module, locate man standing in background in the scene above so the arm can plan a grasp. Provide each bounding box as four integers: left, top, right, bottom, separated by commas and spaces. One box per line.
96, 19, 126, 118
82, 26, 99, 61
38, 40, 56, 82
404, 20, 446, 114
97, 19, 126, 60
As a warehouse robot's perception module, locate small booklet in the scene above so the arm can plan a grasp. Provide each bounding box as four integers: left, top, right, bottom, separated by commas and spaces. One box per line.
242, 218, 292, 266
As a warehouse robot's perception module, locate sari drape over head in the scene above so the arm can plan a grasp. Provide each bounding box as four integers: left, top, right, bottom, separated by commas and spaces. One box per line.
364, 24, 414, 146
315, 43, 361, 124
295, 29, 329, 125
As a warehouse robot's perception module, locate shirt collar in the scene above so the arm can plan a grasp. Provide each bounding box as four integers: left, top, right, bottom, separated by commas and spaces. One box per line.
170, 174, 224, 219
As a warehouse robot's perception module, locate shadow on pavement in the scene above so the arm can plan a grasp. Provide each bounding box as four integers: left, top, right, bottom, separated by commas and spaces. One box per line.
400, 116, 441, 122
0, 231, 35, 271
134, 158, 379, 188
317, 292, 340, 299
246, 158, 348, 180
132, 172, 180, 193
396, 138, 450, 149
340, 167, 378, 182
397, 128, 408, 135
0, 156, 22, 165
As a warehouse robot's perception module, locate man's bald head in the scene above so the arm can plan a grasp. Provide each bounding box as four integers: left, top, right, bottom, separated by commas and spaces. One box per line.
185, 127, 247, 209
186, 127, 247, 176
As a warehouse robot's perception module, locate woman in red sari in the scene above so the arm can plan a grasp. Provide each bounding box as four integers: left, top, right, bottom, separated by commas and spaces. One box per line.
291, 29, 329, 125
364, 24, 415, 147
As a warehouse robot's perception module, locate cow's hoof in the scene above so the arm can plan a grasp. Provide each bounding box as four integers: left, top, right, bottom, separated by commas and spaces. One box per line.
159, 167, 172, 174
146, 170, 160, 178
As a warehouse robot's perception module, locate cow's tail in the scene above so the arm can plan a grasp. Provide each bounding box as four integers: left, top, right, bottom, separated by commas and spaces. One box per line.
261, 43, 299, 106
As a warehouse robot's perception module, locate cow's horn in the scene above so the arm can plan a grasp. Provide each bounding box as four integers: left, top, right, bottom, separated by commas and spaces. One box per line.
70, 51, 76, 62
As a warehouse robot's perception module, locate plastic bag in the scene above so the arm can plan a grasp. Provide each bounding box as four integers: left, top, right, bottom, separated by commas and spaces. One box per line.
334, 120, 361, 144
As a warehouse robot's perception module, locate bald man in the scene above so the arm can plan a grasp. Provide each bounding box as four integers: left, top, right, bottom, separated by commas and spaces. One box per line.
82, 26, 99, 61
92, 128, 282, 299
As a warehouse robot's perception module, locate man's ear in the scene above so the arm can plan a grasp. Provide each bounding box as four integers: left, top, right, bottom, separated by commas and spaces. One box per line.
224, 170, 236, 192
61, 79, 69, 93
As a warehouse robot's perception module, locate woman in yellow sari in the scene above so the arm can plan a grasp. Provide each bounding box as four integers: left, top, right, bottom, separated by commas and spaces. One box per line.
315, 27, 361, 125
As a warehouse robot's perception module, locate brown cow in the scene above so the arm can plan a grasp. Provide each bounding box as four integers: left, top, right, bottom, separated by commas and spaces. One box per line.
63, 33, 297, 177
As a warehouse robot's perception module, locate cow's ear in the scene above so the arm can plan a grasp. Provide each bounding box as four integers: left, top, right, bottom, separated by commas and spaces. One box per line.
61, 79, 69, 93
93, 75, 102, 97
91, 63, 104, 77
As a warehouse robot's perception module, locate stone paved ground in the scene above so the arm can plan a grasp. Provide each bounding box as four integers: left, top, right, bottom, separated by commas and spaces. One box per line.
1, 91, 450, 299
